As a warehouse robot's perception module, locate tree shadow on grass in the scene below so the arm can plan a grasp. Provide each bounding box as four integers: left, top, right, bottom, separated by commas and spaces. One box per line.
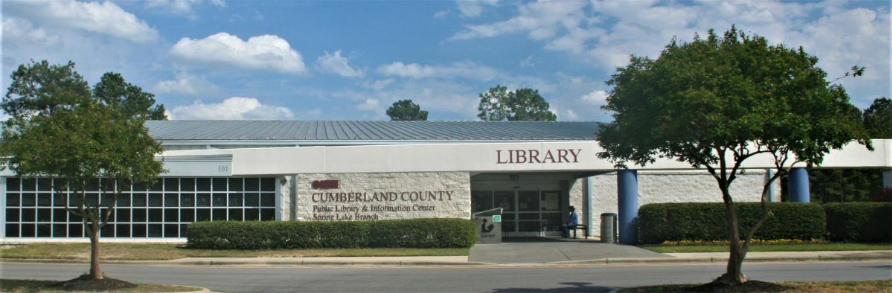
490, 282, 615, 292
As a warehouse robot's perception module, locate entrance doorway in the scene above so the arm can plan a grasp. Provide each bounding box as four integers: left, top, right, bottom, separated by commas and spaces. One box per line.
472, 190, 563, 236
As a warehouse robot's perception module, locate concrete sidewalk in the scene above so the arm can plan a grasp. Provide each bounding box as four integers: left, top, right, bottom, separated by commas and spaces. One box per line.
1, 250, 889, 267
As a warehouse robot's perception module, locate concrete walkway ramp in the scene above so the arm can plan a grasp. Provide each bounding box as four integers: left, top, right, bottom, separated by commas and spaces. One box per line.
469, 238, 670, 264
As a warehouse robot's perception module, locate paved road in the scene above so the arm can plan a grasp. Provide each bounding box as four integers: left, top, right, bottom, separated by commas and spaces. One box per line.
2, 261, 890, 292
470, 242, 668, 264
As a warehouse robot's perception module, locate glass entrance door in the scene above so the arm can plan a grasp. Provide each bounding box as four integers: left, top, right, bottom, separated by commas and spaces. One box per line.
471, 190, 564, 236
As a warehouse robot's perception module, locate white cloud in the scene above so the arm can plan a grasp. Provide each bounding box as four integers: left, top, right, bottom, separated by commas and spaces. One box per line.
154, 71, 219, 95
145, 0, 226, 18
361, 79, 395, 91
1, 18, 60, 46
357, 98, 380, 112
169, 97, 294, 120
457, 0, 499, 18
451, 0, 588, 40
581, 90, 608, 105
5, 0, 158, 43
170, 33, 306, 74
317, 50, 365, 78
520, 55, 534, 68
565, 109, 579, 120
377, 61, 498, 81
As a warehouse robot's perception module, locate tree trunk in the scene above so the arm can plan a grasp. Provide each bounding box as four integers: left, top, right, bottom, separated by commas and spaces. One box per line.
715, 189, 747, 285
88, 220, 103, 280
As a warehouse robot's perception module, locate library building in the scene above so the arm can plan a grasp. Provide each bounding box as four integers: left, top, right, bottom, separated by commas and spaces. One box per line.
1, 121, 888, 244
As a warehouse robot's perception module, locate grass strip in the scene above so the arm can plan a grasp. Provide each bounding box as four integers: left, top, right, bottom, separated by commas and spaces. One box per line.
619, 279, 892, 293
642, 243, 892, 253
1, 279, 201, 293
0, 243, 469, 260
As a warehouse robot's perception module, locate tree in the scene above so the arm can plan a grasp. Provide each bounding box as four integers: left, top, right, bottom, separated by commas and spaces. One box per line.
596, 27, 871, 285
0, 61, 165, 282
386, 99, 428, 121
863, 97, 891, 138
477, 85, 557, 121
93, 73, 167, 120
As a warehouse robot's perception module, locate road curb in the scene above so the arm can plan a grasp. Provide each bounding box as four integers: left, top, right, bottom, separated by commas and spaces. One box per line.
0, 258, 487, 266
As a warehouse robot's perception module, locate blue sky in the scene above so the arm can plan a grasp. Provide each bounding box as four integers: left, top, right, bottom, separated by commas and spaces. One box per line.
2, 0, 889, 122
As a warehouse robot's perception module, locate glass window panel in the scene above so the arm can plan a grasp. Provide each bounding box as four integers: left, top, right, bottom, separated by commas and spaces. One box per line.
132, 182, 147, 192
542, 213, 562, 228
180, 193, 195, 207
164, 194, 178, 207
22, 178, 36, 191
148, 193, 163, 207
101, 224, 114, 237
212, 209, 226, 221
22, 209, 35, 222
228, 178, 243, 191
518, 221, 541, 232
132, 224, 147, 237
228, 209, 243, 221
52, 194, 64, 207
180, 224, 188, 238
6, 193, 20, 207
132, 209, 147, 222
260, 193, 275, 207
68, 194, 81, 207
37, 224, 51, 237
196, 209, 211, 222
228, 193, 243, 207
148, 224, 162, 237
164, 178, 179, 192
5, 224, 19, 237
68, 224, 83, 237
212, 194, 227, 207
244, 209, 259, 221
148, 209, 163, 222
37, 178, 52, 191
472, 191, 492, 212
260, 209, 274, 221
493, 191, 515, 211
6, 208, 20, 222
117, 194, 131, 208
86, 193, 99, 206
164, 224, 178, 238
149, 180, 162, 192
245, 178, 259, 191
213, 178, 227, 192
196, 194, 211, 207
132, 194, 147, 207
53, 209, 67, 222
196, 178, 211, 192
101, 193, 115, 207
86, 179, 100, 191
117, 209, 130, 222
517, 191, 539, 212
22, 193, 36, 207
37, 194, 51, 206
181, 178, 195, 191
53, 224, 67, 237
70, 213, 82, 222
501, 221, 516, 233
99, 208, 112, 222
518, 213, 540, 220
180, 209, 195, 222
7, 178, 20, 191
261, 178, 275, 192
164, 209, 178, 222
542, 191, 561, 211
245, 193, 259, 206
21, 223, 36, 237
116, 224, 130, 238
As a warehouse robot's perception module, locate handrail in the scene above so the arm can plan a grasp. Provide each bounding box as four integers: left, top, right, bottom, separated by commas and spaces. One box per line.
472, 208, 503, 217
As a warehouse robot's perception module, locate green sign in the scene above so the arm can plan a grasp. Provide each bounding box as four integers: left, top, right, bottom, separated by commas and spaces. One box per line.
492, 215, 501, 222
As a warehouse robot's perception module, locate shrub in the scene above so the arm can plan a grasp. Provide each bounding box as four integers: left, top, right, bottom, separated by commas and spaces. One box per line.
187, 218, 475, 250
824, 202, 892, 242
638, 203, 825, 244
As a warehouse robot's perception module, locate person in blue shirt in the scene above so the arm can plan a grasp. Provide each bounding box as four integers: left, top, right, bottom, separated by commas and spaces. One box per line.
563, 206, 578, 238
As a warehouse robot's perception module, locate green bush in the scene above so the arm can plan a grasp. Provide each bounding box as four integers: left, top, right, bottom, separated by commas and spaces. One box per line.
824, 202, 892, 242
187, 218, 475, 250
638, 203, 825, 244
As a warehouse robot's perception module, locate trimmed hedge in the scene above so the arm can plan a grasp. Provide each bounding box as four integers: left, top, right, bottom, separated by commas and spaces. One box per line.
638, 203, 825, 244
824, 202, 892, 242
187, 218, 475, 250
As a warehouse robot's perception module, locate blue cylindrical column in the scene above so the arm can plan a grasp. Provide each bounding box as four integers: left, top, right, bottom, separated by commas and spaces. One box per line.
585, 176, 594, 237
788, 167, 810, 203
617, 170, 638, 244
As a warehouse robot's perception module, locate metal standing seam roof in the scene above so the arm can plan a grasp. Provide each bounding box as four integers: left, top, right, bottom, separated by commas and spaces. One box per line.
145, 121, 601, 141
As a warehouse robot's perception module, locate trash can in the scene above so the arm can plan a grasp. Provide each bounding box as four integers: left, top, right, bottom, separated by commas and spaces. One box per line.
600, 213, 618, 243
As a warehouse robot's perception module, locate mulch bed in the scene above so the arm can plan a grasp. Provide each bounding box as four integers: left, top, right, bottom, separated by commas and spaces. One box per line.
56, 274, 137, 291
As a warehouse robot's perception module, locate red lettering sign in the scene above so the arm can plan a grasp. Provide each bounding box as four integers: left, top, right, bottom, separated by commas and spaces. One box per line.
312, 180, 339, 189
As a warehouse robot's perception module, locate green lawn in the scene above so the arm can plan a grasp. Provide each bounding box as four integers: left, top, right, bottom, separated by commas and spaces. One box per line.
0, 279, 201, 293
0, 243, 469, 261
642, 243, 892, 253
619, 279, 892, 293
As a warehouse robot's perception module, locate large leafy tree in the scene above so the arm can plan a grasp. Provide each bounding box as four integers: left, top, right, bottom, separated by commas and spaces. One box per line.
386, 99, 428, 121
863, 97, 891, 138
93, 73, 167, 120
477, 85, 556, 121
597, 27, 870, 285
0, 61, 165, 281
